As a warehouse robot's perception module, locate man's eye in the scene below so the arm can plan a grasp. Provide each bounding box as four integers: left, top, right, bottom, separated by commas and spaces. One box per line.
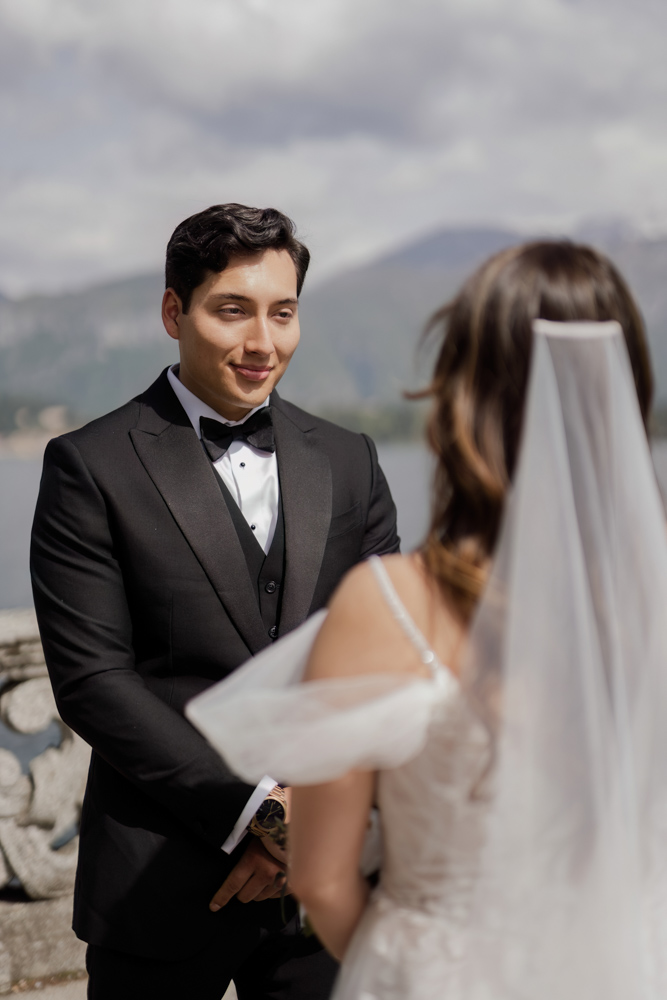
276, 310, 293, 320
220, 306, 242, 316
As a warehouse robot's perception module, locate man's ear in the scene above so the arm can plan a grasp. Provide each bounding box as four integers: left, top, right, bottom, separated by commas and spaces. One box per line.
162, 288, 183, 341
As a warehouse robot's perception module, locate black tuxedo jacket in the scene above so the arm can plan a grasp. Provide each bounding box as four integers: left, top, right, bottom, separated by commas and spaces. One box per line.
30, 370, 399, 960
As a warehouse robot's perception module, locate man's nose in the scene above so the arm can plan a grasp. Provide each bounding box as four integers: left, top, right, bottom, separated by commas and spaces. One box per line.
244, 315, 273, 355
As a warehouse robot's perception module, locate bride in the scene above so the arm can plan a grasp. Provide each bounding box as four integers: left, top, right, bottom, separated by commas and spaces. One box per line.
188, 241, 667, 999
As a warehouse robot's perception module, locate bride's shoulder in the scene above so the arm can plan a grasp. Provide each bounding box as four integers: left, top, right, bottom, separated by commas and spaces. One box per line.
304, 555, 436, 683
328, 554, 422, 625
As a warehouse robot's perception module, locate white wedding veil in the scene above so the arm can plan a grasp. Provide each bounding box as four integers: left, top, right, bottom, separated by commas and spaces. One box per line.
458, 318, 667, 999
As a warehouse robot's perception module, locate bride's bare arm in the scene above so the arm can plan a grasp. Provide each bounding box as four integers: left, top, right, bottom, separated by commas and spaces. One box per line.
290, 771, 374, 960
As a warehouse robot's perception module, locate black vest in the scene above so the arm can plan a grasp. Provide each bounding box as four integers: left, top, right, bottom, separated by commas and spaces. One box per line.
211, 470, 285, 641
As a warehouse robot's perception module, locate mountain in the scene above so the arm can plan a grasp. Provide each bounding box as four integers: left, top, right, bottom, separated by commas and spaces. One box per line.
1, 226, 667, 428
282, 226, 667, 410
0, 273, 172, 418
281, 227, 520, 408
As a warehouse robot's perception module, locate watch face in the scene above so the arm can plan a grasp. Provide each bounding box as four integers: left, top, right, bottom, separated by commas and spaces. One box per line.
256, 797, 286, 825
251, 791, 288, 850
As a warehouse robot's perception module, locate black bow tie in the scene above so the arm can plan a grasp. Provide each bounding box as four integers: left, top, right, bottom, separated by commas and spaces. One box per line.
200, 408, 275, 462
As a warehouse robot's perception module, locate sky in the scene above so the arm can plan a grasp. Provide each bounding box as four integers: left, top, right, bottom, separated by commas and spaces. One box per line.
1, 0, 666, 297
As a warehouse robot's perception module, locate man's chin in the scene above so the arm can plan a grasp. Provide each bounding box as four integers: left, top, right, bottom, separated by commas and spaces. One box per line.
216, 382, 276, 419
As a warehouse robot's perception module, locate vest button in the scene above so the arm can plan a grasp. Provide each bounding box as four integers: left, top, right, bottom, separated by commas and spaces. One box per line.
265, 581, 277, 594
268, 625, 278, 639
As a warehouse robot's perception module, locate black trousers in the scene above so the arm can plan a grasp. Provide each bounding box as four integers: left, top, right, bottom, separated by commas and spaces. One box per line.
86, 913, 338, 1000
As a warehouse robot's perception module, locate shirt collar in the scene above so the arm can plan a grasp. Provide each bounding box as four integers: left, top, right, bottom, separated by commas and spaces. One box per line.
167, 364, 270, 440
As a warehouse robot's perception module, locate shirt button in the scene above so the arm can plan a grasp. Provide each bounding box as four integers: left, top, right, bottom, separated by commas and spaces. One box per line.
240, 462, 246, 468
265, 581, 277, 594
250, 524, 256, 531
268, 625, 278, 639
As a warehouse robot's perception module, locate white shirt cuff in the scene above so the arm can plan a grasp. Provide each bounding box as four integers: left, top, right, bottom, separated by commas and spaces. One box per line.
221, 775, 278, 854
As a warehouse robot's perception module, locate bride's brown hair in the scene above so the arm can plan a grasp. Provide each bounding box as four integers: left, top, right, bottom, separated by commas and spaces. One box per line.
418, 240, 653, 622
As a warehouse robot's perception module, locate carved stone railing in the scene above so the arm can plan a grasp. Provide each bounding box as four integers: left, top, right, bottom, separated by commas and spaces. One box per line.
0, 609, 88, 990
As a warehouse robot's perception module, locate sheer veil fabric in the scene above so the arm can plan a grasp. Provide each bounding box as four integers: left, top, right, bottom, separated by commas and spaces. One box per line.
187, 319, 667, 998
457, 319, 667, 998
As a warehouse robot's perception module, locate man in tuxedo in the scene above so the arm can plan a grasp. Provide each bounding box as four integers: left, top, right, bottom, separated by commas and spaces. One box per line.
30, 204, 399, 999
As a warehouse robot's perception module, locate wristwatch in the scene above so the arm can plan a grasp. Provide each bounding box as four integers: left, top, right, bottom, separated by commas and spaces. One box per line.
249, 785, 288, 849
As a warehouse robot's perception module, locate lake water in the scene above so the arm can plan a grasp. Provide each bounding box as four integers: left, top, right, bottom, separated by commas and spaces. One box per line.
0, 443, 434, 609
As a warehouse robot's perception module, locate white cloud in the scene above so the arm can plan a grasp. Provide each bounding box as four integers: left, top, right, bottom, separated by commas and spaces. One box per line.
0, 0, 666, 294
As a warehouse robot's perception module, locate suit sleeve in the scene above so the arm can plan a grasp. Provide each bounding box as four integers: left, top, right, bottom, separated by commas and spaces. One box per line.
360, 434, 401, 557
30, 436, 256, 851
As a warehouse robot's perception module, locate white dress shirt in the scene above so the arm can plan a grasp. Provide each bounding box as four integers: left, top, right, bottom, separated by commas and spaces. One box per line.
167, 365, 278, 852
167, 365, 279, 554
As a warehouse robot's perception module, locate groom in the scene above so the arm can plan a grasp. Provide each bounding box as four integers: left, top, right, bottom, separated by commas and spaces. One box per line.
30, 204, 400, 999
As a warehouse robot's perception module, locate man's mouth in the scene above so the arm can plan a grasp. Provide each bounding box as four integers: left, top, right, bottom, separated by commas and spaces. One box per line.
231, 364, 273, 382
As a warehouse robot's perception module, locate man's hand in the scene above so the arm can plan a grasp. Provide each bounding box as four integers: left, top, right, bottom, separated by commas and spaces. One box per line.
209, 838, 289, 911
262, 836, 288, 864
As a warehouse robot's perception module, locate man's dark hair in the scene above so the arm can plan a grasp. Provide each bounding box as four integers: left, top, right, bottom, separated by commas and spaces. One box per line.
165, 203, 310, 312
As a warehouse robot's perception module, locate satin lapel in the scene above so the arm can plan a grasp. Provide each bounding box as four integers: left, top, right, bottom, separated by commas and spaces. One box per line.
130, 415, 269, 655
272, 404, 332, 634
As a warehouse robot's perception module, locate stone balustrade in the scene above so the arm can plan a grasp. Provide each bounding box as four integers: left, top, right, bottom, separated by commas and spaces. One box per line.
0, 609, 87, 991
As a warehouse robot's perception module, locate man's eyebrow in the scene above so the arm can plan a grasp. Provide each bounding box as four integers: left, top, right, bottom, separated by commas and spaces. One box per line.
210, 293, 252, 302
209, 293, 298, 306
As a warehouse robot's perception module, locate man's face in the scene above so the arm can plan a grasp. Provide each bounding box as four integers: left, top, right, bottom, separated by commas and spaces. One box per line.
162, 249, 300, 421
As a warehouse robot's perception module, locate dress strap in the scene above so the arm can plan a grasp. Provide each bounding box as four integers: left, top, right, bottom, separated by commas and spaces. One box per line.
368, 556, 447, 680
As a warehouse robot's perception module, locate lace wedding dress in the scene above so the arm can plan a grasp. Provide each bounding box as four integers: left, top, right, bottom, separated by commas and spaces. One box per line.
189, 320, 667, 999
330, 559, 491, 1000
